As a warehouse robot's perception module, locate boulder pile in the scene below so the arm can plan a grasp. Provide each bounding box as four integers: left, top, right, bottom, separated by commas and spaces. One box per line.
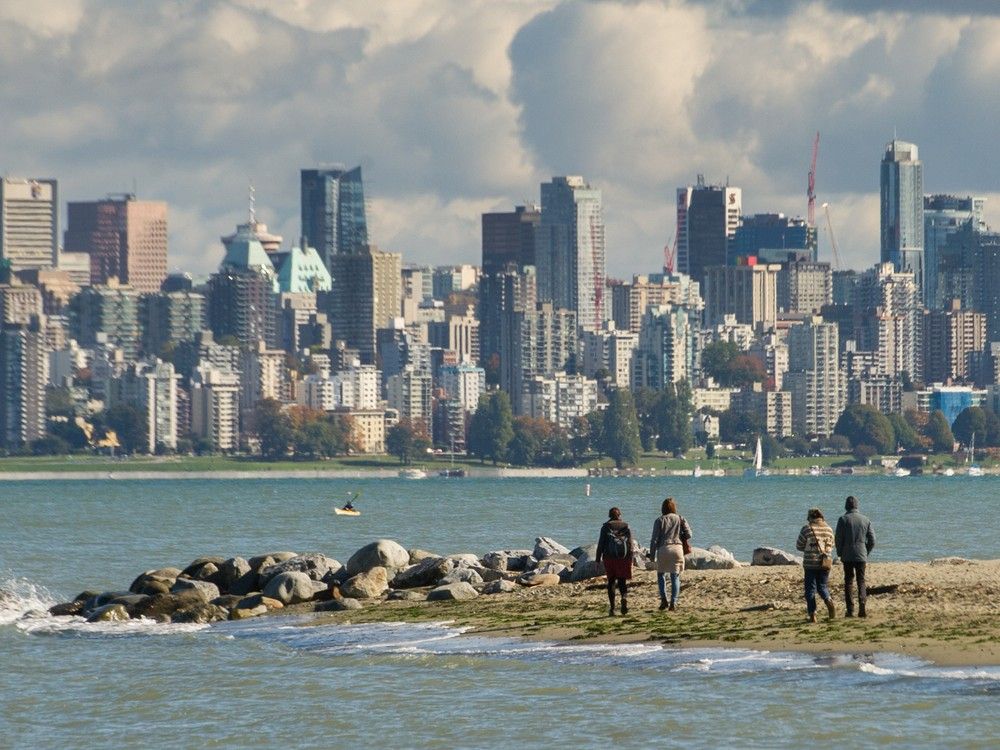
46, 536, 752, 625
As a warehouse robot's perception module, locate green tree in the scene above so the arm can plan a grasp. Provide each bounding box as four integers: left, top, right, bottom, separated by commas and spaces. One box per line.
760, 434, 782, 465
467, 399, 490, 463
586, 410, 606, 460
924, 410, 955, 453
602, 388, 642, 468
951, 406, 987, 448
509, 416, 546, 466
654, 380, 694, 456
386, 418, 431, 464
569, 416, 591, 462
705, 441, 716, 460
31, 435, 70, 456
701, 340, 740, 384
826, 434, 851, 454
784, 435, 810, 456
833, 404, 895, 454
49, 419, 88, 451
887, 412, 922, 453
853, 443, 877, 464
632, 387, 660, 451
466, 392, 515, 465
985, 409, 1000, 447
45, 387, 75, 418
719, 408, 764, 446
98, 404, 148, 454
254, 399, 293, 459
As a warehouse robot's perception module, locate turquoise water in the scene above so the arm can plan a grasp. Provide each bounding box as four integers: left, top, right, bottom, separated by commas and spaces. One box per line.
2, 477, 998, 748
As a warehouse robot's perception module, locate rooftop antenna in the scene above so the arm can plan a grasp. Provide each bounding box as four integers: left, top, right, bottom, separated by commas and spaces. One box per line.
248, 181, 256, 224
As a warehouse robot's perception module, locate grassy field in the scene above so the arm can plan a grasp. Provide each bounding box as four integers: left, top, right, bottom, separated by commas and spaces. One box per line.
0, 447, 979, 474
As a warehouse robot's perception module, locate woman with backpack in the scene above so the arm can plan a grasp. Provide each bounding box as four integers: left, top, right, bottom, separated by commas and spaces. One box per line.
649, 497, 693, 611
795, 507, 836, 623
595, 506, 633, 616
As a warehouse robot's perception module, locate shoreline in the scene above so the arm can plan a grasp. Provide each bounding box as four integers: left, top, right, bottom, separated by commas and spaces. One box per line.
302, 560, 1000, 668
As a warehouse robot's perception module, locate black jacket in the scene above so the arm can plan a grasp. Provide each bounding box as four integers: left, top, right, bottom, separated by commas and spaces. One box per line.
596, 519, 632, 561
835, 509, 875, 562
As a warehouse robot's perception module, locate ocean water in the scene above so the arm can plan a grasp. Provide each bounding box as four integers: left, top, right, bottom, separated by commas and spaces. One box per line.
2, 476, 998, 749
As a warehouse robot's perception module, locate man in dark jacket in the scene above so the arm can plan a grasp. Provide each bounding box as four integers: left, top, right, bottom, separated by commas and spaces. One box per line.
835, 495, 876, 617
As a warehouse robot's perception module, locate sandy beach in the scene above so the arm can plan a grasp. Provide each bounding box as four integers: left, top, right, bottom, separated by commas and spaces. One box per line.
307, 559, 1000, 666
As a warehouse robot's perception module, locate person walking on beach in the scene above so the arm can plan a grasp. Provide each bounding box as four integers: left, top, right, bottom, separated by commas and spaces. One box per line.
649, 497, 692, 611
595, 507, 633, 616
795, 508, 836, 623
835, 495, 875, 618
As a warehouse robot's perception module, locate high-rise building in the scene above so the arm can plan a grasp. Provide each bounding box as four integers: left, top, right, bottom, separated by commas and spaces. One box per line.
923, 195, 987, 309
732, 213, 816, 263
521, 373, 599, 429
428, 305, 479, 365
386, 365, 433, 436
109, 359, 180, 452
854, 262, 923, 381
784, 317, 845, 438
482, 205, 540, 273
881, 139, 924, 291
438, 363, 486, 414
777, 256, 832, 314
0, 178, 58, 272
64, 195, 168, 293
634, 304, 698, 390
328, 246, 402, 364
190, 364, 240, 451
535, 176, 605, 331
300, 167, 369, 267
731, 384, 793, 438
676, 177, 741, 285
0, 319, 48, 448
580, 323, 638, 388
499, 302, 576, 406
703, 260, 781, 329
140, 290, 205, 356
0, 275, 43, 325
609, 272, 702, 334
208, 219, 277, 348
478, 264, 536, 376
923, 299, 986, 385
69, 279, 141, 359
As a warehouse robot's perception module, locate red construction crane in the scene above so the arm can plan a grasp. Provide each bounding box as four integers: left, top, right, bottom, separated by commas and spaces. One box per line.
807, 131, 820, 227
663, 236, 676, 275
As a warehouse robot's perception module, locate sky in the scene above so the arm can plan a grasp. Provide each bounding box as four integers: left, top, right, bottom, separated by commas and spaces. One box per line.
2, 0, 1000, 279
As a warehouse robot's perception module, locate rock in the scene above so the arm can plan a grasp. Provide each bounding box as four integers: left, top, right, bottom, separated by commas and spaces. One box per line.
511, 555, 537, 572
170, 578, 220, 602
130, 592, 196, 620
446, 553, 481, 569
751, 547, 803, 566
227, 569, 260, 597
472, 566, 504, 583
533, 537, 570, 560
707, 545, 739, 562
929, 557, 974, 566
83, 591, 132, 615
260, 553, 343, 586
408, 548, 438, 564
171, 603, 229, 624
427, 582, 479, 601
129, 567, 181, 595
86, 603, 130, 622
49, 600, 86, 617
314, 597, 363, 611
533, 561, 567, 577
570, 544, 597, 560
210, 594, 245, 611
235, 593, 284, 611
230, 604, 268, 620
685, 546, 741, 570
110, 594, 151, 617
215, 557, 252, 593
341, 567, 389, 599
480, 552, 508, 571
180, 556, 226, 579
568, 560, 605, 581
481, 579, 517, 595
248, 552, 297, 572
546, 553, 577, 568
391, 557, 454, 589
518, 572, 561, 587
189, 562, 221, 583
439, 568, 483, 586
346, 540, 410, 577
387, 590, 427, 601
262, 571, 317, 605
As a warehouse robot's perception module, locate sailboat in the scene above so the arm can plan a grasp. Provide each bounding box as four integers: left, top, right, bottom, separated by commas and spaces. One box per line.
967, 432, 984, 476
743, 437, 768, 478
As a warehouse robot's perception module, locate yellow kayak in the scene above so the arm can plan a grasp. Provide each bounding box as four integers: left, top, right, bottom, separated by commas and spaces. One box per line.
334, 508, 360, 516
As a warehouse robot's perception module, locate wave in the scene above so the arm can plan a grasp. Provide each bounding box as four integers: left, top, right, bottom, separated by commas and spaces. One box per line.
0, 573, 207, 638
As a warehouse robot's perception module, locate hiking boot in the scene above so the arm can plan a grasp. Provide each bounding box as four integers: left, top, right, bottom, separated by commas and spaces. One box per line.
858, 605, 867, 618
608, 607, 616, 617
668, 602, 676, 611
621, 602, 628, 616
845, 609, 854, 618
808, 612, 817, 623
659, 598, 668, 611
825, 599, 836, 619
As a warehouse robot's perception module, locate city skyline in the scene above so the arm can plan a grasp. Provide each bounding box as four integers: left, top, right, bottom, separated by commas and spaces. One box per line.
3, 1, 1000, 278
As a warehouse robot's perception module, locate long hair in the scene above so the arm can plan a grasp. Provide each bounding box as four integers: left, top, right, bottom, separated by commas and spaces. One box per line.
662, 497, 677, 515
807, 507, 824, 522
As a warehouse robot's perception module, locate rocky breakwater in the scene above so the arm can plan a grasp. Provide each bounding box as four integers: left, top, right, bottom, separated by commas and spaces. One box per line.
45, 537, 752, 626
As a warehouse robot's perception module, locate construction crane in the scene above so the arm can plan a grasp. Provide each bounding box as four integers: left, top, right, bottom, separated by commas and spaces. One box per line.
822, 202, 843, 271
663, 235, 676, 275
807, 131, 820, 227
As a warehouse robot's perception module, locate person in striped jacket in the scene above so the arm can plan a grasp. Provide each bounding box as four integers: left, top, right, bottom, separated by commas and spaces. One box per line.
795, 507, 836, 623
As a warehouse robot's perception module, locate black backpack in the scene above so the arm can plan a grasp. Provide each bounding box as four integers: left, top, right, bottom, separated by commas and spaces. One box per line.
606, 527, 629, 559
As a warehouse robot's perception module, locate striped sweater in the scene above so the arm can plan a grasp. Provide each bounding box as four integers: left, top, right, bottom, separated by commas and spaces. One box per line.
795, 521, 835, 569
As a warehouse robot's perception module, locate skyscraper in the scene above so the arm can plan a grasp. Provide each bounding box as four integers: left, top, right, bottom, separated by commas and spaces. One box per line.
64, 195, 168, 293
784, 317, 845, 438
300, 167, 369, 267
0, 177, 58, 272
208, 219, 278, 348
676, 177, 741, 285
481, 204, 540, 273
880, 139, 924, 291
328, 246, 401, 364
732, 213, 817, 263
535, 176, 605, 332
0, 318, 49, 448
923, 195, 987, 309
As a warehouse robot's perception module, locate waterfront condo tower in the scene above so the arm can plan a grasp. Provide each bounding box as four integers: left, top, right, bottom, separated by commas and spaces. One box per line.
300, 167, 369, 269
880, 139, 924, 293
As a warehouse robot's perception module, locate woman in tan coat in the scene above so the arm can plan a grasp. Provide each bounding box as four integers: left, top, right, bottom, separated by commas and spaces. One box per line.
795, 507, 836, 623
649, 497, 692, 611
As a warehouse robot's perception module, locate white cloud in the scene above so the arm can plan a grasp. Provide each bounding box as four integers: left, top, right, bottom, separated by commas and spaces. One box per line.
0, 0, 998, 280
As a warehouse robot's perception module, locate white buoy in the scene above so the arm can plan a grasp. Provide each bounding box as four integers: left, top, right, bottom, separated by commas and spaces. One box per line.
585, 483, 591, 497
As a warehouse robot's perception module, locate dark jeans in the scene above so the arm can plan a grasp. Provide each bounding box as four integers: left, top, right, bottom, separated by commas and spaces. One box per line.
843, 561, 867, 612
803, 568, 831, 615
606, 577, 627, 607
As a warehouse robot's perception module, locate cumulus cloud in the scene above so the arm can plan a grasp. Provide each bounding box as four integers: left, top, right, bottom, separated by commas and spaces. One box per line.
0, 0, 998, 278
